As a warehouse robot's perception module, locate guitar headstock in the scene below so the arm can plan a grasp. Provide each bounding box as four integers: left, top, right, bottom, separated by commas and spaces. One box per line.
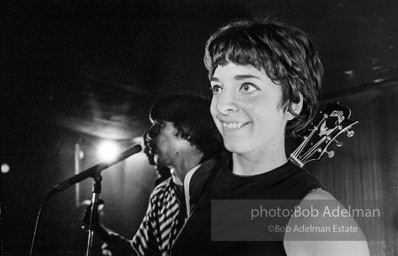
289, 102, 358, 167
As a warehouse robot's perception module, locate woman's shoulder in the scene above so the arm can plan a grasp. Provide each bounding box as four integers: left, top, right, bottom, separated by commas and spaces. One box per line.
284, 188, 370, 256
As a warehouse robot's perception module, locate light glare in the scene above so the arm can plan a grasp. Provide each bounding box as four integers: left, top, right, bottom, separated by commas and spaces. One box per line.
1, 163, 10, 173
97, 141, 119, 163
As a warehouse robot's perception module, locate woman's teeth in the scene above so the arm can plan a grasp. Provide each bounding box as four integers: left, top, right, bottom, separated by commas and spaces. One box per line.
222, 122, 246, 129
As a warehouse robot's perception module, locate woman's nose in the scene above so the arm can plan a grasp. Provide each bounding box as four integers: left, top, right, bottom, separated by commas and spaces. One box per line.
216, 90, 238, 115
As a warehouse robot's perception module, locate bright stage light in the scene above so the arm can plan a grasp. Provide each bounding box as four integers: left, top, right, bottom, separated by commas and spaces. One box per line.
97, 141, 119, 163
1, 163, 10, 173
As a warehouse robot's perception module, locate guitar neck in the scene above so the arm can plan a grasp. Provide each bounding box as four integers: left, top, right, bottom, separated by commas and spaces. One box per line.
288, 102, 358, 167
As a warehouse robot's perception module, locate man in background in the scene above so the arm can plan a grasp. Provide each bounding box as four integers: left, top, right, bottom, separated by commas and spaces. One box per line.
86, 94, 226, 256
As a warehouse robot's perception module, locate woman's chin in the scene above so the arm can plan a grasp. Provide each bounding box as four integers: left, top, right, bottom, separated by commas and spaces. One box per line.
224, 141, 249, 155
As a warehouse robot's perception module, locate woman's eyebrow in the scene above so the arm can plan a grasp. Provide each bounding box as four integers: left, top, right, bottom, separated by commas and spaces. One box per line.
210, 74, 262, 82
234, 74, 261, 80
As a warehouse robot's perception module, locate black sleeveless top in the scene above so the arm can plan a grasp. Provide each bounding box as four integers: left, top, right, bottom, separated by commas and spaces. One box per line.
172, 157, 324, 256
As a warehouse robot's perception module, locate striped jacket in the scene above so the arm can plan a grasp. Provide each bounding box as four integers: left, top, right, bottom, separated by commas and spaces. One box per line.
131, 177, 185, 256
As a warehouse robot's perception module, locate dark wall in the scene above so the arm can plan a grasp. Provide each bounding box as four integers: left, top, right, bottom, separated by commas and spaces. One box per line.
2, 1, 251, 255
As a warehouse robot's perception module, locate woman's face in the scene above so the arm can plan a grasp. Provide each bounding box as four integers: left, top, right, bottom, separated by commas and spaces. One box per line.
210, 62, 291, 156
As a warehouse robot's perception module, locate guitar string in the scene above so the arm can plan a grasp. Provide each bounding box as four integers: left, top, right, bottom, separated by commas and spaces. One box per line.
300, 136, 327, 162
291, 116, 326, 158
291, 119, 322, 157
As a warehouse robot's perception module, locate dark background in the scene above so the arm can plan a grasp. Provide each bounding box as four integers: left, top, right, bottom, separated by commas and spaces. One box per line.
2, 0, 397, 255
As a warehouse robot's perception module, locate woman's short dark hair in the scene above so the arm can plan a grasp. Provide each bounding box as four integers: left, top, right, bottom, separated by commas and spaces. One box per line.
149, 94, 225, 161
204, 19, 323, 136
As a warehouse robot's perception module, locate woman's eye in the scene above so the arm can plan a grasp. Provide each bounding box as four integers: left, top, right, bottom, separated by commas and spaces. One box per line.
240, 83, 259, 93
210, 85, 222, 95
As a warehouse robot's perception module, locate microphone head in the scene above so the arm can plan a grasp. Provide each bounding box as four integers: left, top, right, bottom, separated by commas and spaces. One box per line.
48, 144, 143, 196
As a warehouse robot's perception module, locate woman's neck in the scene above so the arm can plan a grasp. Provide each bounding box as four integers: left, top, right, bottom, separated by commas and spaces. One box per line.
232, 144, 288, 176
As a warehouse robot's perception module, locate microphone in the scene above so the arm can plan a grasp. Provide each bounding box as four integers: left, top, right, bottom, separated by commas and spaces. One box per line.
49, 144, 142, 195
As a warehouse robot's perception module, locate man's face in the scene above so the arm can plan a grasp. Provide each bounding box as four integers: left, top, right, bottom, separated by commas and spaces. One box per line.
146, 121, 185, 167
210, 62, 292, 156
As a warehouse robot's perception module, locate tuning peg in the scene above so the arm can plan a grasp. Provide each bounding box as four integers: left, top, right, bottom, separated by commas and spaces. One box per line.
335, 139, 344, 147
326, 150, 335, 158
346, 130, 355, 137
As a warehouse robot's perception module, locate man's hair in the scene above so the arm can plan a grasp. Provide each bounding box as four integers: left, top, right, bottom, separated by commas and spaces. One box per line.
204, 19, 323, 136
149, 94, 225, 161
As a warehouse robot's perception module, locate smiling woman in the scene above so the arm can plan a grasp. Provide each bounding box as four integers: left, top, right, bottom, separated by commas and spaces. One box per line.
209, 63, 294, 174
172, 19, 370, 256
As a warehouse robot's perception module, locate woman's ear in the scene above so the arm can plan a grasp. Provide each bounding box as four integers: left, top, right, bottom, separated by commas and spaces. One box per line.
285, 93, 303, 121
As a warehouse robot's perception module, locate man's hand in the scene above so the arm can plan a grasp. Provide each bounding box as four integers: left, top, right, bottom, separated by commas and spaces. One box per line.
82, 199, 104, 232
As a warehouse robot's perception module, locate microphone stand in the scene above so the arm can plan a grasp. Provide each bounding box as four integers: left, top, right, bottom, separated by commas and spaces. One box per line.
86, 174, 102, 256
28, 145, 142, 256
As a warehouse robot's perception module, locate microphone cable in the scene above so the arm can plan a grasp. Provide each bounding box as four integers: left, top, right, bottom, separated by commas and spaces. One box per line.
29, 190, 53, 256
